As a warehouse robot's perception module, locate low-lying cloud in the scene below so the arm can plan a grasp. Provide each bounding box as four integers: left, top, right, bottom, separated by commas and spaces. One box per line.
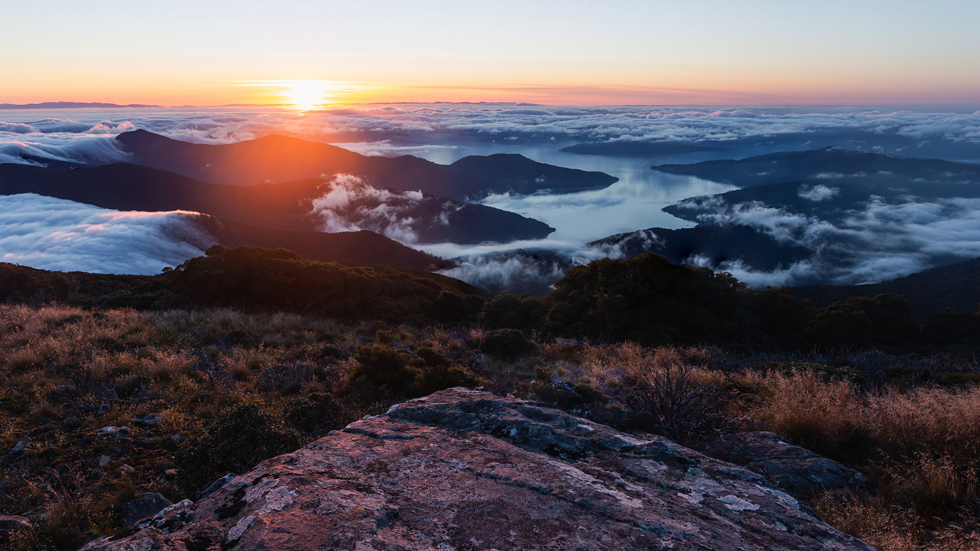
0, 194, 215, 274
798, 184, 840, 202
673, 193, 980, 286
310, 174, 427, 243
419, 239, 622, 294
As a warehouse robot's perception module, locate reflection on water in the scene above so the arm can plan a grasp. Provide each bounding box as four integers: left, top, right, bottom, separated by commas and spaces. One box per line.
480, 173, 732, 241
344, 141, 737, 241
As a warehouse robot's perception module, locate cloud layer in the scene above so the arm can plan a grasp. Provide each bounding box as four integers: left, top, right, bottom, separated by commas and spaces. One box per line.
0, 194, 214, 274
3, 105, 980, 168
672, 194, 980, 287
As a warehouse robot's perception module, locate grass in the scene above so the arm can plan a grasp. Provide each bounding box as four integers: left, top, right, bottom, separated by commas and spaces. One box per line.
2, 304, 980, 550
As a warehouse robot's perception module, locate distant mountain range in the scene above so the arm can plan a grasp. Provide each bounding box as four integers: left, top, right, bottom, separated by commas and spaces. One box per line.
0, 163, 554, 245
653, 146, 980, 188
114, 130, 617, 200
563, 129, 980, 162
570, 147, 980, 289
0, 101, 161, 109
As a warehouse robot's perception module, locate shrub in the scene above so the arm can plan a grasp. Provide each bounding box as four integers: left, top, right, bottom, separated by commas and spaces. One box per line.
349, 345, 418, 395
409, 346, 476, 396
318, 344, 343, 360
478, 329, 536, 362
626, 360, 727, 444
285, 392, 345, 433
174, 404, 300, 496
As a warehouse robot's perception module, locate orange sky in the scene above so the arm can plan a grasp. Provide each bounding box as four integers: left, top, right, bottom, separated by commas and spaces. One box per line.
2, 1, 979, 106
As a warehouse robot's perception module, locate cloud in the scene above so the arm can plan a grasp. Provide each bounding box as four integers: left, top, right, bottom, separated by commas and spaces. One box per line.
0, 122, 34, 133
309, 174, 427, 243
422, 238, 620, 295
699, 258, 818, 289
798, 184, 840, 201
0, 135, 131, 166
675, 193, 980, 286
0, 194, 214, 275
4, 105, 980, 169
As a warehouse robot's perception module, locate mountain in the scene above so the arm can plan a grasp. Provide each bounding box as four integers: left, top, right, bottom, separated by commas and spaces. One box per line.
554, 130, 980, 162
114, 130, 616, 200
793, 257, 980, 321
653, 146, 980, 188
196, 218, 449, 271
448, 153, 618, 193
0, 246, 485, 322
0, 163, 555, 244
591, 225, 812, 272
646, 148, 980, 287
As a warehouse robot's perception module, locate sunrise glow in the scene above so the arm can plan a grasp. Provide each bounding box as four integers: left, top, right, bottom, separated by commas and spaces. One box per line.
1, 1, 977, 106
282, 81, 331, 111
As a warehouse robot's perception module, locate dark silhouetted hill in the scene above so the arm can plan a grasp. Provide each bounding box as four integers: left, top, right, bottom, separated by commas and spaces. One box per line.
0, 246, 485, 323
591, 225, 812, 272
653, 147, 980, 188
196, 218, 450, 271
115, 130, 616, 199
0, 163, 555, 244
447, 153, 616, 193
793, 257, 980, 321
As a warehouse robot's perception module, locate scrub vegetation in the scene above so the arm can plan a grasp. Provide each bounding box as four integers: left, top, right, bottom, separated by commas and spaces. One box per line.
1, 247, 979, 550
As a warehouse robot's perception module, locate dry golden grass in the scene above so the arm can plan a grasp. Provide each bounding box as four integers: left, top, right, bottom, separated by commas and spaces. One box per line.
2, 304, 979, 550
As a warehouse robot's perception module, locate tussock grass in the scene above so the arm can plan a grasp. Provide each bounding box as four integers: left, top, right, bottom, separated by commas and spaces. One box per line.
1, 304, 979, 550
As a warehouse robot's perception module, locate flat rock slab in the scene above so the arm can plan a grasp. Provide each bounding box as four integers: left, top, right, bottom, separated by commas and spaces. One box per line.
81, 388, 874, 551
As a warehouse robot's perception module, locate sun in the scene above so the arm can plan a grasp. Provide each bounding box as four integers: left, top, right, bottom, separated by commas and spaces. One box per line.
283, 80, 332, 111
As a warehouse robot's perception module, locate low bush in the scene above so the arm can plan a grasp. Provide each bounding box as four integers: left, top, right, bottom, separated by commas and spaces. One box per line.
478, 329, 536, 361
349, 345, 418, 396
625, 359, 728, 445
285, 392, 345, 433
409, 347, 477, 396
174, 404, 300, 496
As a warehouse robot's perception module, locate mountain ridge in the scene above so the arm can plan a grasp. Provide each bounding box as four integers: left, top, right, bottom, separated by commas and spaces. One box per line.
114, 129, 617, 200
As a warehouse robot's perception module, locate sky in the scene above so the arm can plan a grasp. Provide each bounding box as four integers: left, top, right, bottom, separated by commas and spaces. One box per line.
2, 0, 979, 106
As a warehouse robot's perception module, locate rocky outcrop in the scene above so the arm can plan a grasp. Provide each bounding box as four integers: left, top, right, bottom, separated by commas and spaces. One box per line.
81, 388, 874, 551
705, 431, 868, 499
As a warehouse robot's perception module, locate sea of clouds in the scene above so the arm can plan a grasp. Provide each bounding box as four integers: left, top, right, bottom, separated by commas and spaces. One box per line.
0, 194, 214, 274
2, 104, 980, 291
2, 105, 980, 167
